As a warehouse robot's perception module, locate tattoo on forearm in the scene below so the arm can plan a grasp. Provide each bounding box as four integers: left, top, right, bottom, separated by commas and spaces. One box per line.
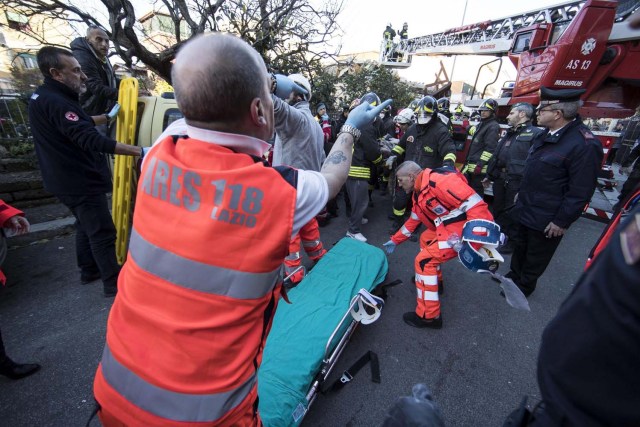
325, 151, 347, 165
338, 134, 354, 146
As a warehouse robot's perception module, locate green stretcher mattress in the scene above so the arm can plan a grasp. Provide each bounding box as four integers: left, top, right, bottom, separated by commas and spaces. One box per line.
258, 237, 388, 427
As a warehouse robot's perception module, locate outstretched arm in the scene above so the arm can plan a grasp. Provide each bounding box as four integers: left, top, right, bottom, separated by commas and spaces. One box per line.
321, 99, 393, 198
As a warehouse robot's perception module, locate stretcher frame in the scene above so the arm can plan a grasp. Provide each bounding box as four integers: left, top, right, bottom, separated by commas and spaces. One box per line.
258, 238, 389, 427
302, 289, 383, 416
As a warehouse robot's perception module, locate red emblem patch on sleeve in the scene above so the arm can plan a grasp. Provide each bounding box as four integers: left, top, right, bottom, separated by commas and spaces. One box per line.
579, 128, 595, 139
65, 111, 79, 122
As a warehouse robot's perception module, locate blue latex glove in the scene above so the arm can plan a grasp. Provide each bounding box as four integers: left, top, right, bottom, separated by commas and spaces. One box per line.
346, 99, 393, 130
383, 240, 396, 254
273, 74, 308, 100
106, 103, 121, 122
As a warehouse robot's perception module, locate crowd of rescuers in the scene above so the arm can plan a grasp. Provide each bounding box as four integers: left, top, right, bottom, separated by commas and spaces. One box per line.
0, 13, 636, 424
1, 9, 636, 418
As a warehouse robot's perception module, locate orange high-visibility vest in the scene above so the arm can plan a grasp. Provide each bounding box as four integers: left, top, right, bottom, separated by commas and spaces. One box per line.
94, 135, 298, 426
411, 169, 493, 243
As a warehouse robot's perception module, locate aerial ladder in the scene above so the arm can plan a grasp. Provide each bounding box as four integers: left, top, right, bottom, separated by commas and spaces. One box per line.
381, 0, 640, 118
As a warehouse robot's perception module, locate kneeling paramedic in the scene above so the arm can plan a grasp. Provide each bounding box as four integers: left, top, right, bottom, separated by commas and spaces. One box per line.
383, 161, 500, 329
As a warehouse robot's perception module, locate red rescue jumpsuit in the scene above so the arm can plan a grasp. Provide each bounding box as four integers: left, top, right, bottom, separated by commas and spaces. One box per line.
284, 218, 326, 283
391, 169, 493, 320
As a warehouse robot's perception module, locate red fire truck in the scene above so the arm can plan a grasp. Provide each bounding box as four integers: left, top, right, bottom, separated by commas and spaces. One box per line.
382, 0, 640, 219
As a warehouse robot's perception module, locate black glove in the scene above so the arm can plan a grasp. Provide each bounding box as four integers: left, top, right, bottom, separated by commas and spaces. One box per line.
433, 160, 456, 174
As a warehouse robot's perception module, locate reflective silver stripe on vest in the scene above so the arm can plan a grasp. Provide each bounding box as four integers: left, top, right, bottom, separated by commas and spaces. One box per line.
302, 239, 321, 248
433, 193, 483, 227
285, 251, 300, 262
129, 228, 280, 299
101, 345, 255, 422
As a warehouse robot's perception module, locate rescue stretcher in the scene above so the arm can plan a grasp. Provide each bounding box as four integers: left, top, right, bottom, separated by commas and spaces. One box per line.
257, 237, 389, 426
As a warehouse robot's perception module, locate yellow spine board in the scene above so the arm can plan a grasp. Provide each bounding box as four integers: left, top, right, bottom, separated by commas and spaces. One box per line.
111, 78, 139, 265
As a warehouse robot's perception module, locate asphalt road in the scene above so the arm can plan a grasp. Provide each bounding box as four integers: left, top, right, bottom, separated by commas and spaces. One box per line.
0, 190, 605, 427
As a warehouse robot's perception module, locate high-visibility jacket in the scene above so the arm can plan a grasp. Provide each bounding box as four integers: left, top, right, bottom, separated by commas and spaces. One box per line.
94, 135, 298, 426
391, 168, 493, 247
348, 121, 382, 180
462, 117, 500, 174
392, 121, 456, 169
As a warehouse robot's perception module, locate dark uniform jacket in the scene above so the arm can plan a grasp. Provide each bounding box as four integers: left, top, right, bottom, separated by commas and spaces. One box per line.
464, 116, 500, 172
515, 116, 603, 231
392, 120, 456, 170
381, 115, 395, 139
383, 26, 396, 40
486, 121, 543, 182
70, 37, 119, 116
28, 77, 117, 195
536, 201, 640, 426
348, 121, 382, 180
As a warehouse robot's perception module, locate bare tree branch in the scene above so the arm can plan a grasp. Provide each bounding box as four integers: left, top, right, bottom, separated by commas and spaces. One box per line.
1, 0, 343, 83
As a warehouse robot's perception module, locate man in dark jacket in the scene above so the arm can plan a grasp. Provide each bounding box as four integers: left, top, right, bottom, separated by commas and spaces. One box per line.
389, 96, 456, 233
462, 98, 501, 195
345, 93, 384, 242
29, 46, 142, 297
505, 88, 603, 297
504, 191, 640, 426
70, 26, 119, 131
484, 102, 542, 252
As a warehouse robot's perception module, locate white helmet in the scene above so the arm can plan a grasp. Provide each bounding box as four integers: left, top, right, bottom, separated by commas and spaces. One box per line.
457, 220, 505, 273
287, 73, 312, 101
394, 108, 415, 124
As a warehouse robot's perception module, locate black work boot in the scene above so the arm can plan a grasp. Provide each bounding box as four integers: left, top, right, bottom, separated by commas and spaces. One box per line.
80, 271, 101, 285
403, 312, 443, 329
103, 285, 118, 297
0, 357, 41, 380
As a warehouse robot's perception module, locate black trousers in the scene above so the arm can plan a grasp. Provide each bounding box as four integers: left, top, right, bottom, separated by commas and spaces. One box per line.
492, 178, 520, 239
465, 173, 485, 196
508, 222, 563, 296
57, 193, 120, 292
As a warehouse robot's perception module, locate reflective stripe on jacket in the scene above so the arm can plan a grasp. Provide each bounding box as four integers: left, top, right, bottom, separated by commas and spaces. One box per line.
348, 121, 382, 180
464, 117, 500, 169
391, 168, 493, 246
94, 135, 298, 426
394, 121, 456, 170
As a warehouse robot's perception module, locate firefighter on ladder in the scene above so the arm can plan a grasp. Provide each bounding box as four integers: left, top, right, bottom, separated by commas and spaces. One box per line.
383, 23, 396, 61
